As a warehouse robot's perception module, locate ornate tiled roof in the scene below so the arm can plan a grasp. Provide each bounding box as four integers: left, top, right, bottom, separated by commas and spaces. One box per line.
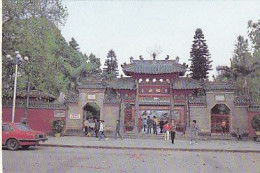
108, 77, 135, 90
189, 96, 206, 105
171, 78, 202, 90
2, 100, 66, 109
77, 79, 107, 89
3, 89, 56, 101
204, 82, 235, 91
234, 96, 252, 106
122, 59, 186, 76
248, 104, 260, 112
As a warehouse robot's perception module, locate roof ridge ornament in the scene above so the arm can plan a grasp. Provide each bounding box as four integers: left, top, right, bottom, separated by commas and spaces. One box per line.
152, 53, 156, 60
165, 55, 169, 60
176, 56, 179, 63
130, 56, 133, 63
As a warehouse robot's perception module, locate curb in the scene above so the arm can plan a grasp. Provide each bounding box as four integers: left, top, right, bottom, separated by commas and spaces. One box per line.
39, 144, 260, 153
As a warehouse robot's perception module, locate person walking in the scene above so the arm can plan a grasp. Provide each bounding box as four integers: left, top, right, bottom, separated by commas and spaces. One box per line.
142, 117, 147, 133
114, 120, 123, 139
182, 122, 186, 136
170, 120, 177, 144
221, 120, 227, 135
190, 120, 200, 145
99, 120, 108, 140
236, 128, 242, 141
153, 116, 158, 135
147, 116, 153, 134
84, 118, 90, 137
164, 122, 170, 140
94, 118, 100, 138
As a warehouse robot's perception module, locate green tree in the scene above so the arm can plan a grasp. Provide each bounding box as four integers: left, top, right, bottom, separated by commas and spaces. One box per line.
2, 0, 71, 97
103, 49, 119, 80
248, 19, 260, 50
216, 21, 260, 103
189, 28, 212, 80
86, 53, 102, 79
231, 36, 254, 79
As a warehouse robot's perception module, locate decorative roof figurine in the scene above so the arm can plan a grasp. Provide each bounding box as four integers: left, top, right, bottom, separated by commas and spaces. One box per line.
176, 56, 179, 63
152, 53, 156, 60
130, 56, 133, 63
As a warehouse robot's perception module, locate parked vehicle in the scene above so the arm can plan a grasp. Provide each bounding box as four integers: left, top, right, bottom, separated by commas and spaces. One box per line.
2, 122, 48, 151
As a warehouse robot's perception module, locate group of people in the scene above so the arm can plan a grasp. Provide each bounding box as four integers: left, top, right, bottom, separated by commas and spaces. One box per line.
83, 118, 123, 140
84, 117, 202, 144
142, 116, 160, 135
141, 115, 200, 145
162, 119, 200, 145
83, 118, 103, 138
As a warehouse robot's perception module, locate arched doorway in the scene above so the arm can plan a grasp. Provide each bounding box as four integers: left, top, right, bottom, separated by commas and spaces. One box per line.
211, 104, 230, 134
83, 102, 100, 121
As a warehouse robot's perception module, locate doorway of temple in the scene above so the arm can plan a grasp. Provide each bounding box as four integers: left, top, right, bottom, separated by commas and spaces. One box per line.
211, 104, 230, 134
83, 102, 100, 121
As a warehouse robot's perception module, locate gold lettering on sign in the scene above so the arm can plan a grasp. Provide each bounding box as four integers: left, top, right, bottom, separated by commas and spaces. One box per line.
156, 89, 160, 93
148, 88, 153, 93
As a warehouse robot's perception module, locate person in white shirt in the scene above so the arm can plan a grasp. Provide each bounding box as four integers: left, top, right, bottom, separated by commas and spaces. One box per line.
84, 118, 90, 136
99, 120, 108, 140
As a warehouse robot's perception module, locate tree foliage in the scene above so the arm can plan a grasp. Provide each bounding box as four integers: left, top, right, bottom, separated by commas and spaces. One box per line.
216, 19, 260, 103
69, 37, 80, 51
189, 28, 212, 80
103, 49, 119, 80
2, 0, 102, 98
248, 19, 260, 50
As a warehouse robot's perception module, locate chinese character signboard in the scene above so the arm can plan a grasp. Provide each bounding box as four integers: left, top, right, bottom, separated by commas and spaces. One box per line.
88, 94, 96, 100
54, 110, 66, 117
70, 114, 80, 119
215, 95, 225, 101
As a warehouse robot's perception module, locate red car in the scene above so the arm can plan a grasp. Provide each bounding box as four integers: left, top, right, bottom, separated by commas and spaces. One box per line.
2, 122, 48, 150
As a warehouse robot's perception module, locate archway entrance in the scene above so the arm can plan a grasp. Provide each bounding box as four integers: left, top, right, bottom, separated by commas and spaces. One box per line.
211, 104, 230, 134
83, 102, 100, 121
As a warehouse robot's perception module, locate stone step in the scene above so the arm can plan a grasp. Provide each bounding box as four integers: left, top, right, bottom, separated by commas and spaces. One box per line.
123, 132, 237, 140
63, 129, 239, 140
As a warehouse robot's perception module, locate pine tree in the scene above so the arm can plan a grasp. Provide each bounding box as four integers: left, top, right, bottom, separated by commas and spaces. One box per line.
231, 36, 253, 79
69, 37, 80, 50
103, 49, 119, 80
189, 28, 212, 80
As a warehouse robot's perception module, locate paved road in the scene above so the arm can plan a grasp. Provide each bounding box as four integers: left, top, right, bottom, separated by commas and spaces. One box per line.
3, 146, 260, 173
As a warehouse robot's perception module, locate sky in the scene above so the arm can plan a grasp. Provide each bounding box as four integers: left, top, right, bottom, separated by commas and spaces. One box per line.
61, 1, 260, 79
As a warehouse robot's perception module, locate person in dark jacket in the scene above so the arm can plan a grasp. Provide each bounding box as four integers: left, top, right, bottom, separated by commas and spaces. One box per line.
147, 116, 153, 134
114, 120, 123, 139
153, 116, 158, 135
94, 118, 100, 138
170, 120, 177, 144
159, 119, 164, 133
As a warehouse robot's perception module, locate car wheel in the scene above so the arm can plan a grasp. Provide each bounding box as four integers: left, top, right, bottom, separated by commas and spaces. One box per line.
21, 145, 30, 149
7, 139, 20, 151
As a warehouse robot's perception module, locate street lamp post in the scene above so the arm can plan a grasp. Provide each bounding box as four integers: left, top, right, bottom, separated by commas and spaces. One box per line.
6, 51, 28, 123
25, 77, 30, 123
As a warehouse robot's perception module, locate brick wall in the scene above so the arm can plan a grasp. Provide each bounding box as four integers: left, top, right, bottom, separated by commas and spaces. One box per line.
2, 107, 66, 133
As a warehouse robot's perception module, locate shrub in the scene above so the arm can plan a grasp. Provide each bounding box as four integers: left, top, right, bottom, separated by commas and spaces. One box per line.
251, 114, 260, 131
51, 119, 65, 134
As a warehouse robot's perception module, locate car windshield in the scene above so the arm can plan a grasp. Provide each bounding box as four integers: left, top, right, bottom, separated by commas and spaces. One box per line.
15, 123, 31, 131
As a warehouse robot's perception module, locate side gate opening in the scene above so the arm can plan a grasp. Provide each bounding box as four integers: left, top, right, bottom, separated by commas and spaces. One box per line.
211, 104, 230, 134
